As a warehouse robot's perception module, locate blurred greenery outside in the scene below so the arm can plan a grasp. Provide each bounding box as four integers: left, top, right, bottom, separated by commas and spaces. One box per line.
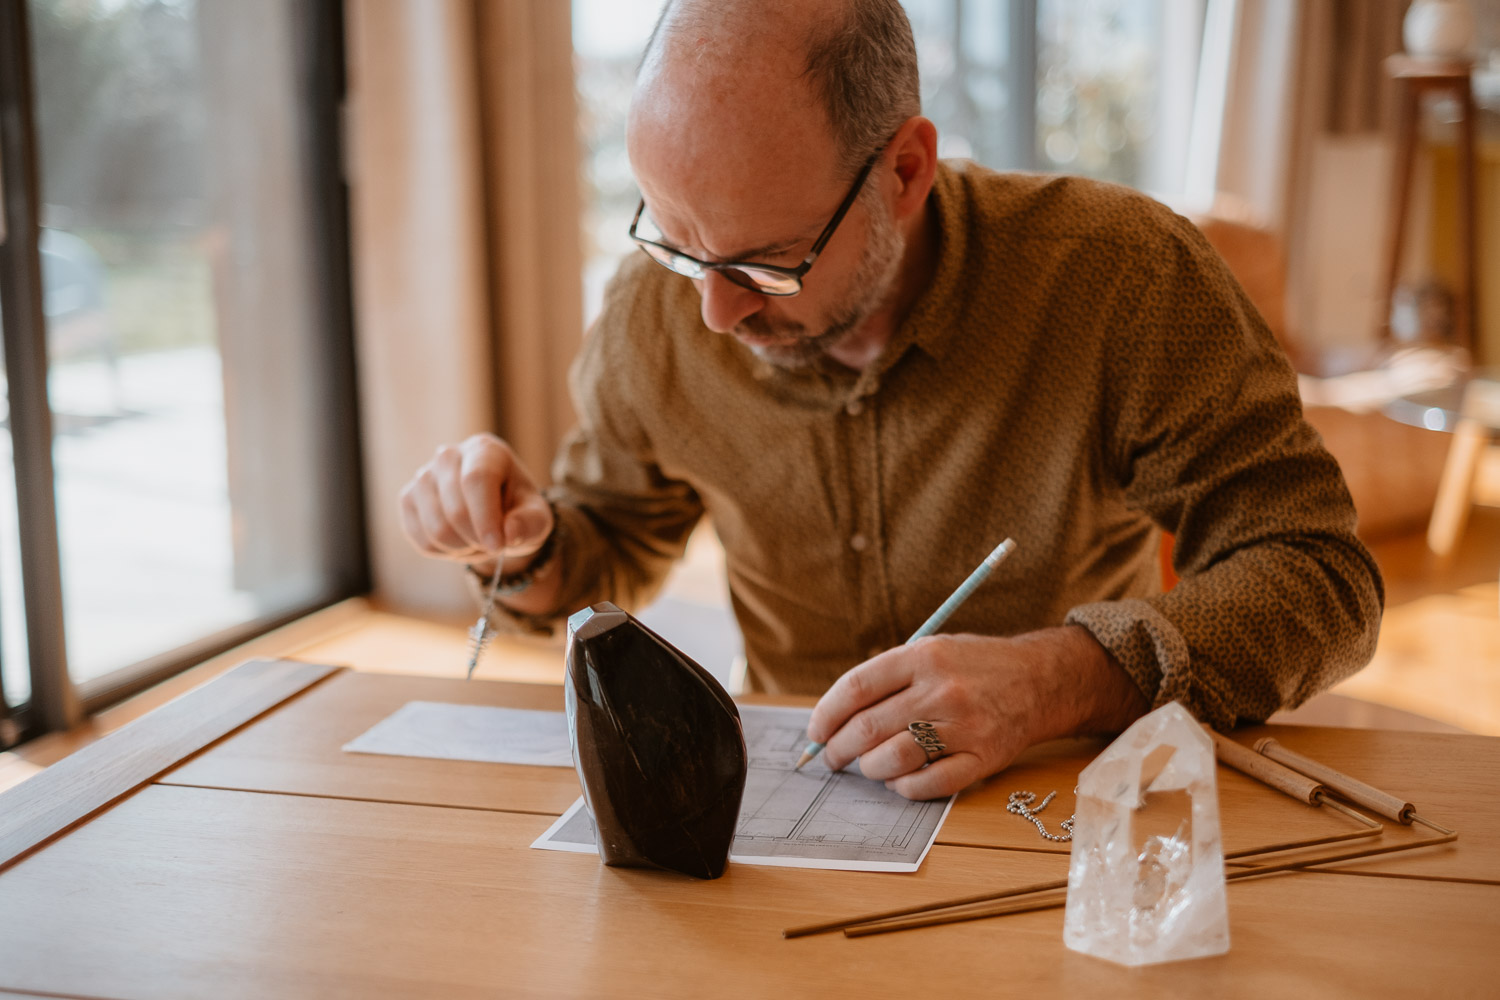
54, 229, 215, 357
31, 0, 215, 363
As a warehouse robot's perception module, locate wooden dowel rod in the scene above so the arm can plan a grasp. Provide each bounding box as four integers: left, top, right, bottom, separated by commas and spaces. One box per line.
1208, 728, 1324, 804
1254, 737, 1415, 823
839, 832, 1458, 938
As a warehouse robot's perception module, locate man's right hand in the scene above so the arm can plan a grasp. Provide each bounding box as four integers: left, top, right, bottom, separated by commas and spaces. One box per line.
398, 433, 556, 576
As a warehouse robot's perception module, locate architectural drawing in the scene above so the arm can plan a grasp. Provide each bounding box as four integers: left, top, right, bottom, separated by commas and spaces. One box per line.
535, 705, 954, 872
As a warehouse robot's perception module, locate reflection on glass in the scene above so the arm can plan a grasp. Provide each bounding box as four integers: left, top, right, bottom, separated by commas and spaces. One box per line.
1035, 0, 1162, 187
30, 0, 340, 684
574, 0, 662, 326
906, 0, 1020, 165
0, 299, 33, 715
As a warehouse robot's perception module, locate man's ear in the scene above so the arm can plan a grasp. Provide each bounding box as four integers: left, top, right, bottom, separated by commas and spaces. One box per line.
887, 116, 939, 222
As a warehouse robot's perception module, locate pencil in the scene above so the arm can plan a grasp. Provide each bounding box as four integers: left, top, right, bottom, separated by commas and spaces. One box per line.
794, 537, 1017, 770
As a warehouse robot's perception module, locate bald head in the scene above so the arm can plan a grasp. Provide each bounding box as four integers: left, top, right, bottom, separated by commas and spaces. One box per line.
632, 0, 920, 178
624, 0, 935, 368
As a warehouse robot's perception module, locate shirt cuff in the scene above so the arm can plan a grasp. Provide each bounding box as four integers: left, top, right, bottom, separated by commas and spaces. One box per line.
1064, 598, 1234, 731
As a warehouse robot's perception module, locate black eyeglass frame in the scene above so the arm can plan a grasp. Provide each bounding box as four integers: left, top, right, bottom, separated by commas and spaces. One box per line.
627, 150, 881, 297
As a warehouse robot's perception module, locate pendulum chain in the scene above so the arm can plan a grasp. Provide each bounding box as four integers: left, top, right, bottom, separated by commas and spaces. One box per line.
1007, 790, 1074, 843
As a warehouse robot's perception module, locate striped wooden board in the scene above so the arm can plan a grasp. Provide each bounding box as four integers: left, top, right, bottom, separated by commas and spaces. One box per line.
0, 658, 343, 872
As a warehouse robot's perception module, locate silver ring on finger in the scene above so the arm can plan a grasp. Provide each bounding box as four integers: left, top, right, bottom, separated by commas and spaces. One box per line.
908, 721, 947, 763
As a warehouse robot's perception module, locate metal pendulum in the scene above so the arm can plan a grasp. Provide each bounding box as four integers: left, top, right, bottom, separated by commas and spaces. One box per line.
466, 559, 507, 680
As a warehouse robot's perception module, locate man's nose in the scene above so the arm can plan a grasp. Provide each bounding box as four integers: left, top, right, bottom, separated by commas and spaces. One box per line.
698, 271, 765, 333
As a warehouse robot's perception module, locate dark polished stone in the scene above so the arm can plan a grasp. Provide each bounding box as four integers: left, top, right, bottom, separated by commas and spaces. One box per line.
565, 602, 748, 880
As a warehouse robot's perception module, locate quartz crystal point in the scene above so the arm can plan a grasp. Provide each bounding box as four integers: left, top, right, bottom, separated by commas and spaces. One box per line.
1063, 701, 1230, 965
565, 602, 747, 879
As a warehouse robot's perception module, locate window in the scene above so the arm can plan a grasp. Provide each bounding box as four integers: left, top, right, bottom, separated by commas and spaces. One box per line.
0, 0, 363, 742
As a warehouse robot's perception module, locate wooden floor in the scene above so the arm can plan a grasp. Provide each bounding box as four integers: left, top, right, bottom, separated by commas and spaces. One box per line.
1336, 508, 1500, 735
1, 510, 1495, 794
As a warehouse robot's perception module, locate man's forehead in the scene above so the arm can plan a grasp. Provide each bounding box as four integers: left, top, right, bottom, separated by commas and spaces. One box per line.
637, 181, 828, 262
629, 24, 836, 174
628, 119, 845, 259
626, 18, 851, 260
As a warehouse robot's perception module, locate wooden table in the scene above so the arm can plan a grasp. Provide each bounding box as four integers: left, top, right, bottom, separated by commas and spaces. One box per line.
1, 661, 1497, 998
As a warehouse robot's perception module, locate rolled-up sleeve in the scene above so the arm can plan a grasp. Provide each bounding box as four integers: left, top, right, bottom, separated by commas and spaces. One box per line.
1065, 220, 1383, 730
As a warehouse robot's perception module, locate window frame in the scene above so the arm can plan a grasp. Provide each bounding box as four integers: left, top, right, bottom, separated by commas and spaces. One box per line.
0, 0, 367, 745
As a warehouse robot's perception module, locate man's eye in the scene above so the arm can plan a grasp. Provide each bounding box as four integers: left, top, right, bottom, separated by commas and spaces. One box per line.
755, 248, 801, 265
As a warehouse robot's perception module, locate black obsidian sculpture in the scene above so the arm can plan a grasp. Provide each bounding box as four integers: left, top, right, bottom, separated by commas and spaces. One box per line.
565, 602, 747, 880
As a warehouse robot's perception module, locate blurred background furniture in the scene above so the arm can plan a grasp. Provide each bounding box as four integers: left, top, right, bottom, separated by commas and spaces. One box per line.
1379, 55, 1480, 354
1384, 370, 1500, 556
1190, 200, 1452, 543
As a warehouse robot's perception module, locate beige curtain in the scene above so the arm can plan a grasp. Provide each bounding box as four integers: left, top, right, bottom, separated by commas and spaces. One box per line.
478, 3, 584, 475
1212, 0, 1301, 230
1280, 0, 1412, 356
345, 0, 581, 617
1244, 0, 1408, 227
1326, 0, 1408, 134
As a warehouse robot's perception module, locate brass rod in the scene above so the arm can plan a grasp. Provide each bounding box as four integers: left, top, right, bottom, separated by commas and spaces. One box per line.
838, 832, 1458, 939
1318, 795, 1382, 828
843, 891, 1068, 937
785, 824, 1380, 939
1411, 812, 1457, 837
782, 876, 1066, 939
1222, 817, 1382, 861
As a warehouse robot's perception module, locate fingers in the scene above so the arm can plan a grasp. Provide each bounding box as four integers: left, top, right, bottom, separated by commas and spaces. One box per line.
886, 752, 986, 801
854, 727, 935, 782
434, 445, 482, 551
457, 439, 506, 551
819, 693, 924, 774
808, 635, 1030, 800
501, 491, 555, 558
398, 433, 542, 563
399, 464, 475, 559
806, 649, 915, 749
398, 479, 435, 555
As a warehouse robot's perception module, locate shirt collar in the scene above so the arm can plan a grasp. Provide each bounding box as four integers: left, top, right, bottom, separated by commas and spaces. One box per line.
747, 160, 972, 387
894, 159, 969, 364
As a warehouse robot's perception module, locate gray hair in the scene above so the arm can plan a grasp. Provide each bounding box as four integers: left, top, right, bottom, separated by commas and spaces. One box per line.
641, 0, 922, 176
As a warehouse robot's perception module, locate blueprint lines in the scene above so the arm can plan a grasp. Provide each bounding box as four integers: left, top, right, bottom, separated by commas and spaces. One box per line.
532, 704, 955, 872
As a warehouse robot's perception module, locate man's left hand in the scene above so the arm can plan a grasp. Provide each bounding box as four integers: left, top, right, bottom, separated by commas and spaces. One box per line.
804, 626, 1148, 800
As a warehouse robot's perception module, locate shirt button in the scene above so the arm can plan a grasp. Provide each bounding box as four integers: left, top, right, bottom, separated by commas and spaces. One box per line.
849, 533, 869, 553
845, 398, 865, 416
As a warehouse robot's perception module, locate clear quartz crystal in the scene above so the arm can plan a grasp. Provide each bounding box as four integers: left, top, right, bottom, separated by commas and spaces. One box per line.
1063, 701, 1230, 966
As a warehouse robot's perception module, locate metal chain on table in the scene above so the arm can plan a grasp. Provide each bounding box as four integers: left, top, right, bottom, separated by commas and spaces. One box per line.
1007, 790, 1075, 843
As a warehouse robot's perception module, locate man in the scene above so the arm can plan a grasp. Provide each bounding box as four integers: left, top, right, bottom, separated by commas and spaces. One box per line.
399, 0, 1382, 800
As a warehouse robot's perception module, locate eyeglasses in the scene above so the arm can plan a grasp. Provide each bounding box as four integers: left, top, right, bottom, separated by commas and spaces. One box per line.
628, 151, 880, 297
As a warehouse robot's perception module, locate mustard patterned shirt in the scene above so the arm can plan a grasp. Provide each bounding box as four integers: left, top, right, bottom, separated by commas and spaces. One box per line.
498, 160, 1383, 730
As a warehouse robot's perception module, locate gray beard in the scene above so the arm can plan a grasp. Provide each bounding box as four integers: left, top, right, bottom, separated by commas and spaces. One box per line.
738, 188, 905, 370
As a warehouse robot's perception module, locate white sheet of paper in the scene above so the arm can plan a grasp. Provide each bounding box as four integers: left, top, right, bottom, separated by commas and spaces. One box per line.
342, 701, 573, 767
531, 704, 955, 872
